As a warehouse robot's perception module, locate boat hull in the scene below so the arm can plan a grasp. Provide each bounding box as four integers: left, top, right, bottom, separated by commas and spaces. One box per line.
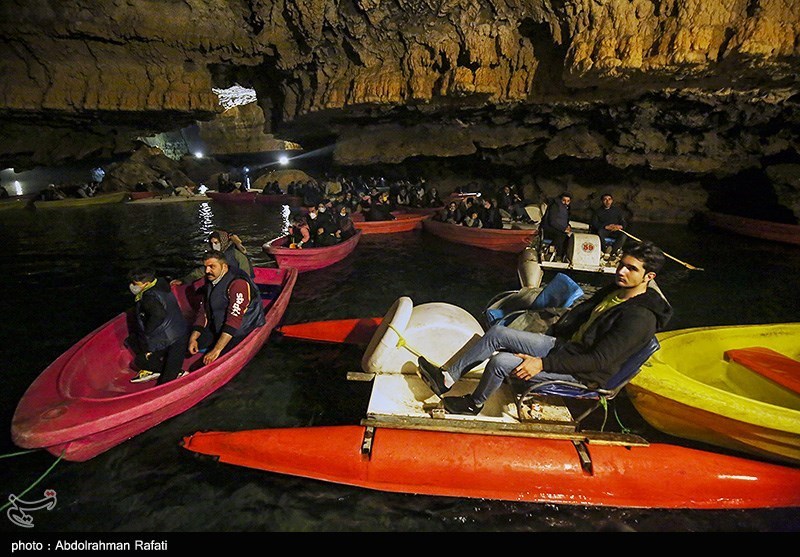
422, 218, 537, 253
182, 425, 800, 509
263, 230, 362, 272
11, 266, 298, 461
705, 211, 800, 246
352, 211, 430, 234
33, 192, 130, 208
627, 323, 800, 465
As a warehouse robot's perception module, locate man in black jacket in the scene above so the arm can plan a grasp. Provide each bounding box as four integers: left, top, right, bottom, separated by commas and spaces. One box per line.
127, 268, 190, 384
418, 241, 672, 415
591, 193, 628, 254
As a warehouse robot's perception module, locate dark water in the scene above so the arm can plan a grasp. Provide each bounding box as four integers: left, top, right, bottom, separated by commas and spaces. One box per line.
1, 200, 799, 534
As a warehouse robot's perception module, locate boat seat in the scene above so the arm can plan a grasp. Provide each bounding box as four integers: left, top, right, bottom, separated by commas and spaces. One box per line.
514, 337, 661, 430
484, 272, 584, 328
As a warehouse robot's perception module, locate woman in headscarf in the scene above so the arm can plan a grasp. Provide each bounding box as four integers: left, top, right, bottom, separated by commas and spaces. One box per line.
171, 229, 254, 285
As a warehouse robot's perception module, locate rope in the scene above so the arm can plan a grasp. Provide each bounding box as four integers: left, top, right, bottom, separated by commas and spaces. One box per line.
598, 397, 609, 431
0, 451, 64, 513
0, 449, 39, 459
613, 403, 631, 434
387, 324, 425, 359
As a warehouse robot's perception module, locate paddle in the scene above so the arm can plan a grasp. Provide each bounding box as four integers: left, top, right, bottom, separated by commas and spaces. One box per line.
620, 230, 704, 271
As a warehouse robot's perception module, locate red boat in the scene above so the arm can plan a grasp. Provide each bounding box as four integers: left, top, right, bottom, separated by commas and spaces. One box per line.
422, 218, 538, 253
705, 211, 800, 246
182, 424, 800, 509
262, 230, 362, 273
351, 211, 431, 234
11, 266, 298, 462
186, 307, 800, 510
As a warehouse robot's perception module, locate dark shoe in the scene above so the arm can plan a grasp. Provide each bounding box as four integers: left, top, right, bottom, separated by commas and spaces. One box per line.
417, 357, 450, 397
442, 395, 483, 415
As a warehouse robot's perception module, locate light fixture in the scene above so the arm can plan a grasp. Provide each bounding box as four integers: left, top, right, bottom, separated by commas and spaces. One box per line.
278, 155, 289, 166
194, 151, 204, 159
13, 180, 22, 195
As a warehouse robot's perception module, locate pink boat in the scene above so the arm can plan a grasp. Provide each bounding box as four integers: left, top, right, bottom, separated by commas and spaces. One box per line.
10, 266, 298, 462
263, 230, 362, 272
351, 211, 431, 234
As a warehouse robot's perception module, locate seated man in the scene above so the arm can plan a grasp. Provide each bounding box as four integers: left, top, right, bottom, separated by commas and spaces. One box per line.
540, 192, 572, 259
127, 267, 191, 384
188, 250, 266, 366
417, 241, 672, 415
591, 193, 628, 254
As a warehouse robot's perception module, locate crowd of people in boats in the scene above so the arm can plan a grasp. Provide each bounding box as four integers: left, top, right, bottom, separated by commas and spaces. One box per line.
36, 180, 103, 201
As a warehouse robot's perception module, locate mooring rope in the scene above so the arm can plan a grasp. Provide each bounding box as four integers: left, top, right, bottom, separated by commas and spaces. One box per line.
387, 324, 426, 359
0, 450, 64, 513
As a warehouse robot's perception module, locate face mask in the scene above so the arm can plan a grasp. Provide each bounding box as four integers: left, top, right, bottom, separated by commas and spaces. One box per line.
309, 212, 317, 219
129, 284, 143, 295
340, 211, 347, 217
210, 241, 221, 251
318, 207, 326, 213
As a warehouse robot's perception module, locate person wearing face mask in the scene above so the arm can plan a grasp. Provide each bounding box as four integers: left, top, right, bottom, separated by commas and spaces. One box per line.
126, 268, 191, 384
313, 201, 340, 246
336, 205, 356, 240
172, 229, 254, 286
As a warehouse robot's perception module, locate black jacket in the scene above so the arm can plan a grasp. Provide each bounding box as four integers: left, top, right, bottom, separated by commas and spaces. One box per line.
542, 284, 672, 386
134, 278, 189, 352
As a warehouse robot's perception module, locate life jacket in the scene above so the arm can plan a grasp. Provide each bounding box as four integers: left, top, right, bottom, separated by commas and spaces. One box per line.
135, 280, 190, 352
203, 268, 265, 340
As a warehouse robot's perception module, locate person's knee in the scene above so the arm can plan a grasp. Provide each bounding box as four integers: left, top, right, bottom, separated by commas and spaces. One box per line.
486, 352, 520, 380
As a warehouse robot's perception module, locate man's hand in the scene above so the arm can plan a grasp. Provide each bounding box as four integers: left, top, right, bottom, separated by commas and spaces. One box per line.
203, 347, 223, 365
512, 354, 543, 381
170, 279, 183, 287
187, 335, 200, 355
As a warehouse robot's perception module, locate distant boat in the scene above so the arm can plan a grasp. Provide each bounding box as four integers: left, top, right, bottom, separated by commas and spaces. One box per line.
127, 194, 211, 205
351, 211, 431, 234
33, 191, 130, 208
129, 191, 159, 201
627, 322, 800, 466
11, 266, 297, 462
263, 230, 362, 273
422, 218, 537, 253
704, 211, 800, 246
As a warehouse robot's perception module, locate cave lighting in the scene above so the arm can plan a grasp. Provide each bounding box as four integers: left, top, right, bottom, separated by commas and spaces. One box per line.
278, 155, 289, 166
194, 151, 204, 159
13, 180, 22, 195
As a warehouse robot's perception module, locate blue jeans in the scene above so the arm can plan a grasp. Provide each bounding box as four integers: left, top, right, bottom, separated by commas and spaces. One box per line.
447, 325, 576, 405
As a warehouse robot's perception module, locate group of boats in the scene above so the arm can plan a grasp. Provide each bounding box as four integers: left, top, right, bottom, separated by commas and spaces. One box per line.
9, 187, 800, 512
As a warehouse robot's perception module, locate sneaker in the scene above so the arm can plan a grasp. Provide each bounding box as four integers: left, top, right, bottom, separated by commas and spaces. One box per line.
442, 394, 483, 415
130, 370, 160, 383
417, 357, 450, 397
176, 370, 190, 379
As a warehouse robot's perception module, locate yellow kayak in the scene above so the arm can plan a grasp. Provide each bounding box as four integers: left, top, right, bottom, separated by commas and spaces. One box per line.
627, 323, 800, 466
33, 191, 129, 208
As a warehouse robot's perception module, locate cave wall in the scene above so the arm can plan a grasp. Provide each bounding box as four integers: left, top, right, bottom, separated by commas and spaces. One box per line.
1, 0, 799, 220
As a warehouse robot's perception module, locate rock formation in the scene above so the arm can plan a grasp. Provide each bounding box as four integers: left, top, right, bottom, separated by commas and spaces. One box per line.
1, 0, 798, 221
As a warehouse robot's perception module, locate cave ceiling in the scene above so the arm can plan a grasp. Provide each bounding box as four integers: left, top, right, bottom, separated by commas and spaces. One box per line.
1, 0, 799, 185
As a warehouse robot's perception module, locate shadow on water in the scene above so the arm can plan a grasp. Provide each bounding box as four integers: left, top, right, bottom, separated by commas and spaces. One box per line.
1, 203, 799, 532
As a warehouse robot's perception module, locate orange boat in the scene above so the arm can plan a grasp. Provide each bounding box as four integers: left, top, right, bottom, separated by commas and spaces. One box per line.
184, 302, 800, 510
351, 211, 431, 234
182, 423, 800, 509
262, 230, 362, 273
422, 218, 537, 253
705, 211, 800, 246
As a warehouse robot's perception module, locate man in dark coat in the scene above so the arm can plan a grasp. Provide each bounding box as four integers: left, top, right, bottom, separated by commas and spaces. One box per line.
591, 193, 628, 253
418, 241, 672, 415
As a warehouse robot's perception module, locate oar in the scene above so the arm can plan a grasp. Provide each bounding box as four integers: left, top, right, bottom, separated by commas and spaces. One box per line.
620, 230, 704, 271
